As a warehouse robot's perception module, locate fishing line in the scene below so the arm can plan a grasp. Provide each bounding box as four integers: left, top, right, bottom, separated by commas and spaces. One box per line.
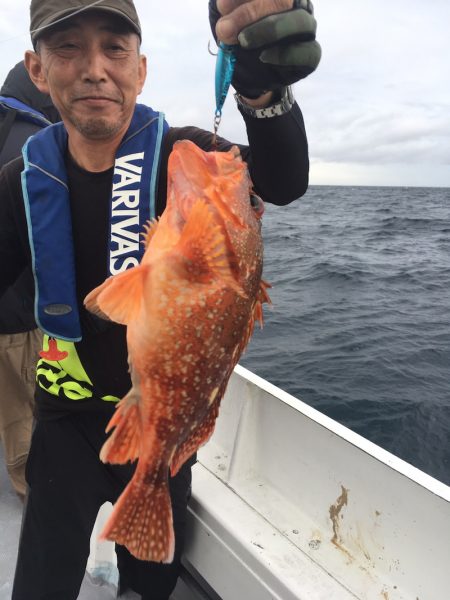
0, 0, 107, 46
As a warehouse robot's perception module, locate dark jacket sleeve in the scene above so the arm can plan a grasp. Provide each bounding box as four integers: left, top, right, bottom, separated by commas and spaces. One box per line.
239, 102, 309, 205
0, 157, 31, 297
0, 120, 42, 166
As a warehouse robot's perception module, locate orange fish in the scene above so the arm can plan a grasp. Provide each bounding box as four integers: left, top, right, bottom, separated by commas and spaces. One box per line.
84, 139, 271, 563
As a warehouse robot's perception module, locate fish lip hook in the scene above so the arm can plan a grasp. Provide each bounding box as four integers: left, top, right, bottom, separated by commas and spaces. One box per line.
208, 40, 218, 56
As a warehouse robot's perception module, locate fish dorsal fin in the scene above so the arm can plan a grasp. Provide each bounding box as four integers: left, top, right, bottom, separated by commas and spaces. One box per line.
240, 279, 273, 349
177, 199, 245, 296
84, 264, 150, 325
141, 218, 159, 250
254, 279, 273, 327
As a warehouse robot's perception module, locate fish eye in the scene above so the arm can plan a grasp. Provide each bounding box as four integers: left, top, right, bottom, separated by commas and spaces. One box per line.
249, 193, 264, 217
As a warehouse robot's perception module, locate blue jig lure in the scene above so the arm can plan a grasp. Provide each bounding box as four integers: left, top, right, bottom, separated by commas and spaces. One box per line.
213, 42, 237, 144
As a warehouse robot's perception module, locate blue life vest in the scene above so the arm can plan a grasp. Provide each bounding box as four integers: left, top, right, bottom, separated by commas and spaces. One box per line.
21, 103, 168, 342
0, 96, 51, 128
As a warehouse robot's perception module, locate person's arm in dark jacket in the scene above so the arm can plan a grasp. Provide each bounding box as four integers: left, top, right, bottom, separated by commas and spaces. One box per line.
239, 103, 309, 204
0, 158, 30, 297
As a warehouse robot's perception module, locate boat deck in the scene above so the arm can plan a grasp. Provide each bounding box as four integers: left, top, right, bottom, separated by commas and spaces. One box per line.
0, 445, 21, 600
0, 445, 183, 600
2, 366, 450, 599
0, 444, 119, 599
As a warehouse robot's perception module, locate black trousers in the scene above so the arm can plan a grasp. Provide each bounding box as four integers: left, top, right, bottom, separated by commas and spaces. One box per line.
12, 411, 193, 600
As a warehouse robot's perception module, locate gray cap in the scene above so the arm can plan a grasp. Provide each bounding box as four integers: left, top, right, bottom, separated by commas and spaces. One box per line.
30, 0, 142, 45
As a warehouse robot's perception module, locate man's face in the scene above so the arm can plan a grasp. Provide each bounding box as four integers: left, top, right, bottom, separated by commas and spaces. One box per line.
27, 11, 146, 141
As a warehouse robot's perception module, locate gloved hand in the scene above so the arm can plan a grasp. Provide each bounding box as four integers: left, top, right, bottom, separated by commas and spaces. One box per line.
209, 0, 322, 99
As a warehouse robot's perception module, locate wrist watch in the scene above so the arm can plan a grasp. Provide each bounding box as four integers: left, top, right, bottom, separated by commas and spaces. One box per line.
234, 86, 295, 119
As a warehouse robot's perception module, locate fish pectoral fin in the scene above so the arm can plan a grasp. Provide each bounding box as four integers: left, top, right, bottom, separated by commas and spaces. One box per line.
178, 199, 246, 296
84, 264, 150, 325
100, 390, 142, 464
83, 277, 114, 321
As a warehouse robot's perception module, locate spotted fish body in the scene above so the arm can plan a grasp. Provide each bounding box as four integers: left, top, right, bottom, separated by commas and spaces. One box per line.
84, 140, 270, 563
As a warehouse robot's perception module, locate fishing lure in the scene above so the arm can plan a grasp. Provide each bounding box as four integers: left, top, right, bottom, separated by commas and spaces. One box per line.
213, 42, 238, 146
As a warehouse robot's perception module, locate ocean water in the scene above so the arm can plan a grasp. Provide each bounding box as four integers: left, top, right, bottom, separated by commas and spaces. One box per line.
240, 185, 450, 486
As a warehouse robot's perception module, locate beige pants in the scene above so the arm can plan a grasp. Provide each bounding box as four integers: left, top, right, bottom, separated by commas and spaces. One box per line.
0, 329, 42, 500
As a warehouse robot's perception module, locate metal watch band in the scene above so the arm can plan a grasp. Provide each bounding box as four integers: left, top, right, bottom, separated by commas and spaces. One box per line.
234, 86, 295, 119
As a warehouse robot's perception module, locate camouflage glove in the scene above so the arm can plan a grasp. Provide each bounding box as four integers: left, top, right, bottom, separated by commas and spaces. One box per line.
209, 0, 322, 99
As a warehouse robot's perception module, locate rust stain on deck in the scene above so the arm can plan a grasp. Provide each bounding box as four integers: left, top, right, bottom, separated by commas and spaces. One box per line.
329, 485, 349, 545
329, 485, 353, 561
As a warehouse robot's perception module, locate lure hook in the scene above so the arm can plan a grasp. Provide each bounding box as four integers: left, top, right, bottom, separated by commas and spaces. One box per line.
207, 40, 218, 56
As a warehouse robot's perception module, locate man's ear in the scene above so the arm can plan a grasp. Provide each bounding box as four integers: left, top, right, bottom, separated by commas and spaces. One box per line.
25, 50, 50, 95
137, 54, 147, 95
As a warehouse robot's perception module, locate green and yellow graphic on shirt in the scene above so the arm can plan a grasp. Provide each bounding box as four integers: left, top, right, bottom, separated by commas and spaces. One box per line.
36, 335, 119, 402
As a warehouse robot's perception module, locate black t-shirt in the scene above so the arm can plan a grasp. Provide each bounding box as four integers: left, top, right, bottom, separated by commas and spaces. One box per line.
0, 109, 309, 418
66, 155, 129, 404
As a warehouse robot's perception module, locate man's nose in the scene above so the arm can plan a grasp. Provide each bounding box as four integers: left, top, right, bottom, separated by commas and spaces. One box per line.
81, 48, 108, 82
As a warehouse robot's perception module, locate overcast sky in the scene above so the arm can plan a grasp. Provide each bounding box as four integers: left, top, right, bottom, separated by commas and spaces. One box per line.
0, 0, 449, 187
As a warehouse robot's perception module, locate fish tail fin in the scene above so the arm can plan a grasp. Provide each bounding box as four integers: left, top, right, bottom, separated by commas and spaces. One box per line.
100, 466, 174, 563
179, 199, 246, 297
100, 390, 142, 464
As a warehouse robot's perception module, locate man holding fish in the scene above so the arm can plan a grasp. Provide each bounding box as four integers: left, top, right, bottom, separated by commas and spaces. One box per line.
0, 0, 320, 598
